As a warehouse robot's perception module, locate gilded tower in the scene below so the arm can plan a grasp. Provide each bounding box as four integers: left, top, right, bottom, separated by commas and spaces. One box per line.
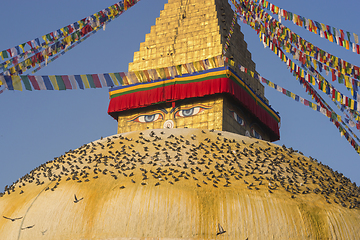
128, 0, 265, 98
108, 0, 280, 141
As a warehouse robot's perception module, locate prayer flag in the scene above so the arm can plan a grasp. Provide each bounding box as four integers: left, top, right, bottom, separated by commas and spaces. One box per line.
47, 75, 58, 90
11, 75, 23, 91
86, 74, 96, 88
42, 76, 54, 90
55, 75, 66, 90
21, 76, 32, 91
28, 75, 40, 90
68, 75, 78, 90
74, 75, 84, 89
91, 74, 102, 88
34, 76, 46, 90
354, 33, 359, 44
103, 73, 114, 87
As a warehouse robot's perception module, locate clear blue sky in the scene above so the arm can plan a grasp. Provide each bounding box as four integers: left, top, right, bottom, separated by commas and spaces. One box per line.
0, 0, 359, 190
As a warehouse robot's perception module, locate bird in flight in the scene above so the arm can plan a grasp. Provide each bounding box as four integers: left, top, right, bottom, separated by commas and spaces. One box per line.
74, 194, 84, 203
216, 223, 226, 235
3, 216, 22, 222
21, 225, 35, 230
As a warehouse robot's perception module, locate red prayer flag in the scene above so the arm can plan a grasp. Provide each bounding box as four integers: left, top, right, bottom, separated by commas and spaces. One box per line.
61, 75, 73, 89
28, 75, 40, 90
332, 69, 336, 81
67, 25, 74, 34
91, 74, 102, 88
27, 41, 33, 49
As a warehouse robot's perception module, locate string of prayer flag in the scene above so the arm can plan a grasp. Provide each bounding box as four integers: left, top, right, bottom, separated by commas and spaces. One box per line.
255, 0, 360, 52
236, 0, 360, 96
0, 56, 224, 92
0, 0, 140, 77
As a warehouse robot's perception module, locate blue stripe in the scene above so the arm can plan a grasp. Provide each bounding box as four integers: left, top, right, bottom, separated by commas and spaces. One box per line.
103, 73, 114, 87
42, 76, 54, 90
74, 75, 84, 89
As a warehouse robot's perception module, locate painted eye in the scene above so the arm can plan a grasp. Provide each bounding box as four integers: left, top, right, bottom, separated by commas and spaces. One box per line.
233, 112, 245, 126
252, 129, 262, 140
133, 113, 163, 123
175, 107, 202, 118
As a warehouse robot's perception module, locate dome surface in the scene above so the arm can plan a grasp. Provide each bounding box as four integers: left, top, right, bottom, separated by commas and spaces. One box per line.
0, 128, 359, 239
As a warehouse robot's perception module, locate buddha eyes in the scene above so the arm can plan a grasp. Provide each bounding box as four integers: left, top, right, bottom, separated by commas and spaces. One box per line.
174, 106, 205, 118
231, 111, 245, 126
131, 113, 163, 123
129, 105, 210, 123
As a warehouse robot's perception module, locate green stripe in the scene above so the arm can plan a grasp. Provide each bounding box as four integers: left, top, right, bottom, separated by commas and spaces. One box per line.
55, 76, 66, 90
110, 73, 227, 98
21, 76, 32, 91
86, 74, 96, 88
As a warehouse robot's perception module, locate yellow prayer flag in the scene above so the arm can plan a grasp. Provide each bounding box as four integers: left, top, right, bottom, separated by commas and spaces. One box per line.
109, 73, 119, 86
320, 23, 327, 32
134, 71, 145, 83
340, 129, 345, 137
345, 76, 350, 88
42, 36, 48, 44
12, 75, 23, 91
80, 75, 90, 89
19, 44, 25, 53
10, 67, 16, 75
354, 33, 359, 44
312, 59, 317, 70
268, 81, 275, 88
49, 75, 59, 90
60, 28, 66, 35
337, 92, 341, 102
291, 93, 296, 99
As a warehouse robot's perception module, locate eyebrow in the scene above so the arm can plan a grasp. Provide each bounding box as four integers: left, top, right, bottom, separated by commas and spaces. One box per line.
158, 107, 169, 114
170, 106, 179, 114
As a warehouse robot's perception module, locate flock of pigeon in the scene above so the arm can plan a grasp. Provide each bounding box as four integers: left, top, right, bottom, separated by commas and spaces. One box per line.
1, 128, 359, 235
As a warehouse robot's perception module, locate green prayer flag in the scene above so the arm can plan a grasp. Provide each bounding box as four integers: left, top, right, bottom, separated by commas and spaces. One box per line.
2, 50, 9, 58
55, 75, 66, 90
346, 32, 351, 42
86, 74, 96, 88
113, 72, 123, 85
21, 76, 32, 91
331, 112, 337, 120
338, 74, 344, 84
